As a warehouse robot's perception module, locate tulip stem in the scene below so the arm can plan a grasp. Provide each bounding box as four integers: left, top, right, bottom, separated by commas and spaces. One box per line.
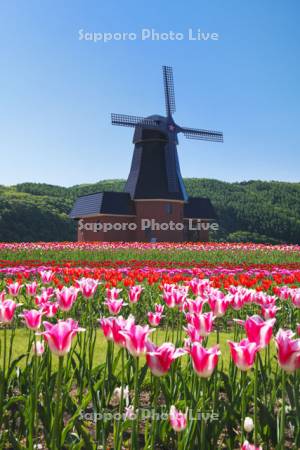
132, 357, 139, 450
3, 326, 7, 377
254, 356, 258, 445
115, 348, 125, 450
151, 376, 158, 449
52, 356, 64, 450
295, 372, 300, 446
0, 327, 7, 431
279, 369, 286, 449
241, 371, 246, 442
29, 334, 38, 450
200, 378, 206, 449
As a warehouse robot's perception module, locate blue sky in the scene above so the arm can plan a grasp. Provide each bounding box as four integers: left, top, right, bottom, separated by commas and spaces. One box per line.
1, 0, 299, 187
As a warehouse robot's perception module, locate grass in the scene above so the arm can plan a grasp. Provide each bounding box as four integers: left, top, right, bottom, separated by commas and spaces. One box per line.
0, 327, 277, 372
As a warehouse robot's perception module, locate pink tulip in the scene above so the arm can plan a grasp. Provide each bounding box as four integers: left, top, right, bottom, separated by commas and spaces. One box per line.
171, 286, 189, 307
146, 341, 186, 376
169, 405, 188, 432
8, 282, 23, 297
77, 278, 99, 298
208, 296, 230, 317
241, 440, 262, 450
40, 302, 59, 318
119, 323, 154, 357
100, 315, 135, 347
229, 293, 245, 311
26, 282, 38, 296
128, 285, 144, 303
228, 338, 259, 371
237, 315, 276, 349
185, 312, 214, 337
104, 298, 126, 315
189, 342, 220, 377
20, 309, 44, 330
38, 319, 85, 356
184, 297, 206, 315
261, 304, 280, 319
184, 324, 204, 344
0, 290, 5, 302
189, 278, 210, 296
163, 285, 188, 308
39, 270, 54, 284
111, 316, 135, 347
291, 289, 300, 308
106, 287, 122, 300
32, 340, 45, 356
42, 287, 54, 296
99, 317, 114, 341
0, 299, 20, 323
56, 286, 79, 312
275, 329, 300, 372
147, 311, 163, 327
124, 405, 136, 420
155, 303, 164, 314
35, 290, 53, 306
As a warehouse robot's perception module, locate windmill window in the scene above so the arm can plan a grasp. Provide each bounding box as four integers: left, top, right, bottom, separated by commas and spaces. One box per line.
165, 203, 173, 215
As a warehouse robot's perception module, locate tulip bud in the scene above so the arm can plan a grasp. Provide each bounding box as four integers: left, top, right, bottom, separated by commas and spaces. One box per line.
244, 417, 254, 433
32, 341, 45, 356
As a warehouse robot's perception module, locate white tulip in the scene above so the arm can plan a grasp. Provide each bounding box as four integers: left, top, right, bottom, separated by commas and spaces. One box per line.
244, 417, 254, 433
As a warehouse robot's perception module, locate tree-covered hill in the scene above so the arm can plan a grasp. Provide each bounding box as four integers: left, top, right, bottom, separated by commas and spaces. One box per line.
0, 179, 299, 243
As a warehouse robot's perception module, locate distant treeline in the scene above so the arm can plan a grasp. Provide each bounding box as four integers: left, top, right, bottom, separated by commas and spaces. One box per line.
0, 179, 299, 243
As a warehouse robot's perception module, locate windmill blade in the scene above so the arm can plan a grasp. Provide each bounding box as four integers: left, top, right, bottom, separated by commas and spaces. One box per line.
163, 66, 176, 116
111, 113, 159, 128
164, 142, 179, 192
181, 126, 223, 142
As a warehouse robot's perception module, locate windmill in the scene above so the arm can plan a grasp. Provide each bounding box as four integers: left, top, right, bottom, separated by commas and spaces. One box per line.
111, 66, 223, 202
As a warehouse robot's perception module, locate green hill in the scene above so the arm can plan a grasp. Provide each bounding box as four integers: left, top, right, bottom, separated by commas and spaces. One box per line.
0, 179, 299, 243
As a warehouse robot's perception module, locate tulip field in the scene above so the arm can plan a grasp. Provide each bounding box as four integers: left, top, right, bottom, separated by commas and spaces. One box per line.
0, 243, 300, 449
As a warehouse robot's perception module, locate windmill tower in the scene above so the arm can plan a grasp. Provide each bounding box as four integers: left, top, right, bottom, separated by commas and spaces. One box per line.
70, 66, 222, 242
